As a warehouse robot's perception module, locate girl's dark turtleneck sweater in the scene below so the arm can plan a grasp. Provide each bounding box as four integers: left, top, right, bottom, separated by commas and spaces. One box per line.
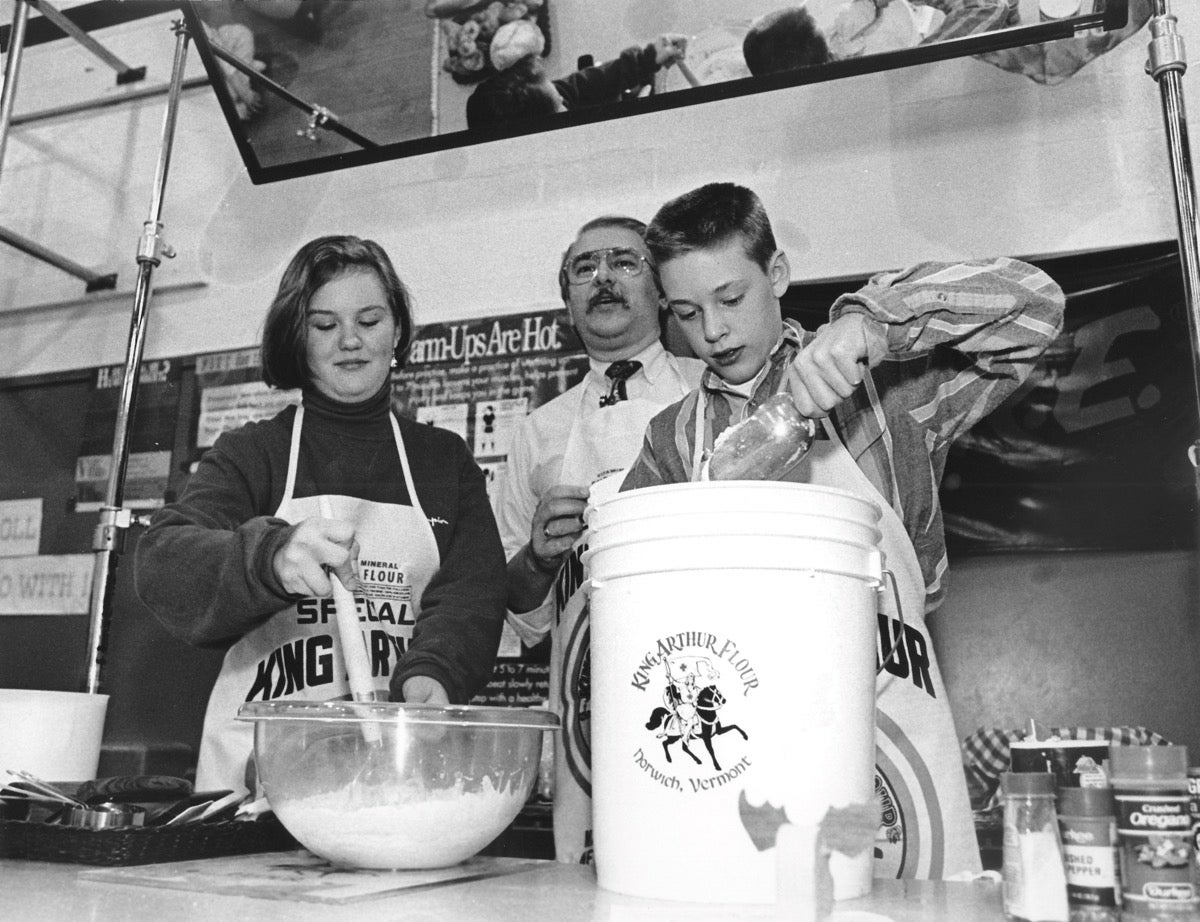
294, 381, 412, 505
303, 378, 391, 425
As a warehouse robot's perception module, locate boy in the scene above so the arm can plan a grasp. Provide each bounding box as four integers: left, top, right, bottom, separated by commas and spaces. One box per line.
622, 182, 1065, 878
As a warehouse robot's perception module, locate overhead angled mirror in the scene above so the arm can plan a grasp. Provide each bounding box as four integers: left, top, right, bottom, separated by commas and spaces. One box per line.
181, 0, 1132, 185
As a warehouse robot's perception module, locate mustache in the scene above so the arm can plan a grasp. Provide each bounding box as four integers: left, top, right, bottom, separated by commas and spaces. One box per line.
587, 284, 626, 309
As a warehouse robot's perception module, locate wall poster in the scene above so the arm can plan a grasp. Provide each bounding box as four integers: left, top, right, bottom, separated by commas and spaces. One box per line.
189, 348, 302, 474
0, 554, 93, 616
74, 358, 182, 512
194, 349, 301, 454
392, 308, 587, 706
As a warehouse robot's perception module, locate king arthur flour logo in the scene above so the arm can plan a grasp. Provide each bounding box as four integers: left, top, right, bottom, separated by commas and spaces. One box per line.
629, 631, 760, 695
629, 633, 755, 790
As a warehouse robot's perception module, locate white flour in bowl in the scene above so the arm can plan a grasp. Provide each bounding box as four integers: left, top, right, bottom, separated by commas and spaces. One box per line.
274, 779, 529, 869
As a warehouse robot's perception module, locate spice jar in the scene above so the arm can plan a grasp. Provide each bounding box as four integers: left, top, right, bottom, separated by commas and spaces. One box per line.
1189, 767, 1200, 896
1001, 771, 1069, 922
1057, 785, 1120, 922
1110, 744, 1199, 920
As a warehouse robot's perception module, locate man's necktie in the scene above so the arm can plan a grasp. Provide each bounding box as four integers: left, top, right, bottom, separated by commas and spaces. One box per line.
600, 360, 642, 407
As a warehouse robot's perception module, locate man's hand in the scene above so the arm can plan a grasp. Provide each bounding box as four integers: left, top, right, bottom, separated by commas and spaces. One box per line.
272, 516, 360, 597
654, 33, 689, 67
787, 314, 880, 418
529, 484, 589, 569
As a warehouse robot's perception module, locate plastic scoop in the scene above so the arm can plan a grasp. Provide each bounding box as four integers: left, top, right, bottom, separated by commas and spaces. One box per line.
702, 393, 817, 481
315, 497, 382, 752
315, 497, 375, 704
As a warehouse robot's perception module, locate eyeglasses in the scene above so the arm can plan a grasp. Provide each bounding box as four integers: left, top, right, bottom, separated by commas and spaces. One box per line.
563, 247, 651, 286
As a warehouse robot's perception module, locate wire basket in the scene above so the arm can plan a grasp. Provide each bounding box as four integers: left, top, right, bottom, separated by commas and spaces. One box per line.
0, 815, 298, 866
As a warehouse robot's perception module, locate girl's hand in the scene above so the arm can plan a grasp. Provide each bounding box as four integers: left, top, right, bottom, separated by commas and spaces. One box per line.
401, 676, 450, 705
272, 515, 360, 597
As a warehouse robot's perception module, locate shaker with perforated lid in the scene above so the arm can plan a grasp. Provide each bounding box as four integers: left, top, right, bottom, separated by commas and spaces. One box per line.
1001, 771, 1069, 922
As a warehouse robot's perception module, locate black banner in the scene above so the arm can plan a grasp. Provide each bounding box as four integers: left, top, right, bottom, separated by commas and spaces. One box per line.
941, 245, 1199, 553
784, 243, 1198, 554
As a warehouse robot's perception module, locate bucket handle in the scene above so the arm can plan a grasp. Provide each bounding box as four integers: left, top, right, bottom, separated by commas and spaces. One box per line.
876, 568, 907, 677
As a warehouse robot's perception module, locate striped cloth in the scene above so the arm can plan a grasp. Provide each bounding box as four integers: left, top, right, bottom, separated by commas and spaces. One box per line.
961, 725, 1172, 811
920, 0, 1018, 44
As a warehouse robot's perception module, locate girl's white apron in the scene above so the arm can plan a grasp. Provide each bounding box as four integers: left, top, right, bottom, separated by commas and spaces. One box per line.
195, 407, 440, 794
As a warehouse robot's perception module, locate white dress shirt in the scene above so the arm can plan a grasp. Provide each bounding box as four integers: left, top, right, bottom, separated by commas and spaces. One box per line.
493, 341, 705, 643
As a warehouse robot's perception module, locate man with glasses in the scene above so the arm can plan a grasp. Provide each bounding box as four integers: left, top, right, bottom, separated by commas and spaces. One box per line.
492, 215, 705, 864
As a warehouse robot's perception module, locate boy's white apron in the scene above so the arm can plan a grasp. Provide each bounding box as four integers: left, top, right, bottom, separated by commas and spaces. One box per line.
195, 407, 440, 795
690, 384, 980, 879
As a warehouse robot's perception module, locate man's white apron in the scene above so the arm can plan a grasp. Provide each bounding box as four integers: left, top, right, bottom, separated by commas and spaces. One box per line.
549, 363, 691, 863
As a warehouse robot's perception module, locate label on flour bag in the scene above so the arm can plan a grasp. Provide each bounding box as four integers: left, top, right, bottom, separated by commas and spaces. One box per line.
871, 631, 979, 881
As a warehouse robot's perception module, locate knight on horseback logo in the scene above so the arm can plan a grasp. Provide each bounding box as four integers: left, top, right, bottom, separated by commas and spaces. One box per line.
645, 653, 748, 773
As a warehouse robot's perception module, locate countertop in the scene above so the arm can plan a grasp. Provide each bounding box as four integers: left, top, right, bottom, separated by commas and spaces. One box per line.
2, 854, 1007, 922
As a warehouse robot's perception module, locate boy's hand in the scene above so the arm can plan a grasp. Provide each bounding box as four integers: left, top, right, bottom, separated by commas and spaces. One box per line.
654, 34, 689, 67
786, 314, 878, 418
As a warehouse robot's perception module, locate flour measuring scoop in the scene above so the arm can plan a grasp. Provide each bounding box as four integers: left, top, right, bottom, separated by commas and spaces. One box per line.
698, 393, 909, 665
701, 392, 818, 481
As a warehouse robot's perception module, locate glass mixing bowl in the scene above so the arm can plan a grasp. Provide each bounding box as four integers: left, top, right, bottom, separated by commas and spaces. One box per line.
239, 700, 558, 869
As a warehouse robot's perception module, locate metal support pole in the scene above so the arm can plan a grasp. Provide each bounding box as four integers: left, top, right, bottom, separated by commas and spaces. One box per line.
1145, 1, 1200, 502
203, 38, 378, 149
30, 0, 145, 84
1, 0, 120, 290
83, 20, 188, 695
12, 74, 209, 127
429, 21, 440, 137
0, 224, 116, 290
0, 0, 31, 172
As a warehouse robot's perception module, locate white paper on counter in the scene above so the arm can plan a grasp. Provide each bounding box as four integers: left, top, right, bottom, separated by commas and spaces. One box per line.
80, 851, 548, 903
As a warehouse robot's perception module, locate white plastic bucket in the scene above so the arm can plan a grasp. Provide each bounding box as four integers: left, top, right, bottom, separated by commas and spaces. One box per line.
0, 689, 109, 782
585, 482, 883, 905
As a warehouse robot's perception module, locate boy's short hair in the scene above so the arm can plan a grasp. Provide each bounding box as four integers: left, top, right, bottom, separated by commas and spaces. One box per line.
465, 55, 558, 130
646, 183, 778, 272
743, 7, 832, 76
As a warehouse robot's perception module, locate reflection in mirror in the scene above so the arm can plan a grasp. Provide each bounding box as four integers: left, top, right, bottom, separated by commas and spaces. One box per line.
182, 0, 1134, 184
